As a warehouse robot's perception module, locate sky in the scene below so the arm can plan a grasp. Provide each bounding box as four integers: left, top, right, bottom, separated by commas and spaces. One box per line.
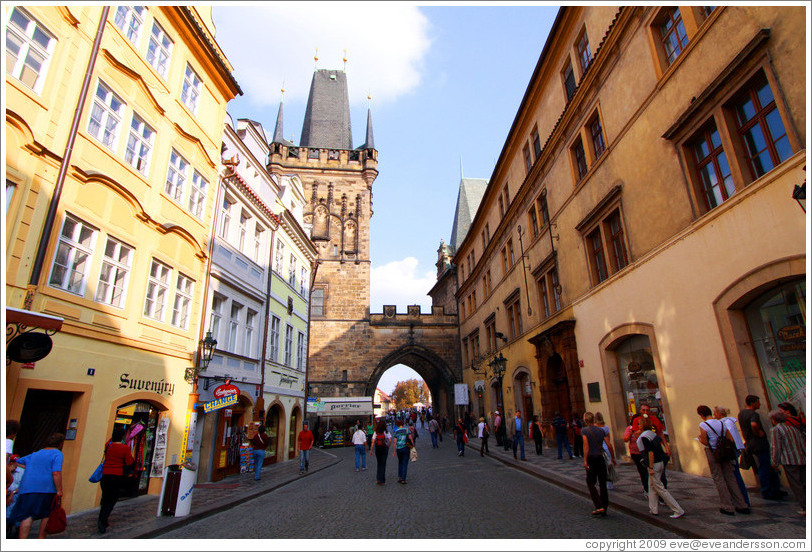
211, 3, 558, 393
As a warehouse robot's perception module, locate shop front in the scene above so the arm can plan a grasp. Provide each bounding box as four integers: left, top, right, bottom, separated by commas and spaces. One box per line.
111, 399, 170, 497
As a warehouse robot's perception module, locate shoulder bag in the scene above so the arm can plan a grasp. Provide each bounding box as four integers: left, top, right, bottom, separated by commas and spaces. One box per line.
89, 443, 109, 483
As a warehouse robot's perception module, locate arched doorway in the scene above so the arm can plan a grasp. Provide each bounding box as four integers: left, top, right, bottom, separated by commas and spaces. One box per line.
548, 353, 571, 421
111, 399, 166, 496
288, 407, 301, 460
490, 378, 504, 415
513, 369, 535, 419
213, 395, 251, 481
265, 403, 286, 464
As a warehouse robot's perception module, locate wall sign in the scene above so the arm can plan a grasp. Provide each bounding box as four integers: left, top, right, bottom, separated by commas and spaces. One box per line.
119, 374, 174, 396
213, 383, 239, 399
202, 394, 239, 413
150, 415, 170, 477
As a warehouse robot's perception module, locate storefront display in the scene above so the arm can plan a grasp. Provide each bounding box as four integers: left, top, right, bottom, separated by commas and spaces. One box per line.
114, 401, 161, 495
616, 335, 667, 431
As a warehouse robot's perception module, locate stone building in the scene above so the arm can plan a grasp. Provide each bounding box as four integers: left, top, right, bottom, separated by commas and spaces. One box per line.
453, 5, 805, 479
4, 6, 240, 513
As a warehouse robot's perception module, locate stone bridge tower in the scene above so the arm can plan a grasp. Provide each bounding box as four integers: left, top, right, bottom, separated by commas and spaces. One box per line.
267, 68, 461, 417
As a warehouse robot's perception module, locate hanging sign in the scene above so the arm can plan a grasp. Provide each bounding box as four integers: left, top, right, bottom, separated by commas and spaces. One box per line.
202, 393, 239, 413
213, 383, 239, 399
454, 384, 469, 405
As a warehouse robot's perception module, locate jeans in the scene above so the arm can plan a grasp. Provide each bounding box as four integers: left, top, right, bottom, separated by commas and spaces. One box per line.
512, 432, 526, 459
648, 461, 684, 515
396, 448, 410, 481
375, 445, 388, 483
354, 444, 367, 470
480, 435, 489, 455
732, 452, 751, 506
456, 435, 465, 455
299, 449, 310, 472
98, 474, 126, 528
753, 448, 782, 498
252, 449, 265, 480
556, 433, 573, 459
572, 432, 584, 457
585, 455, 609, 510
430, 431, 439, 448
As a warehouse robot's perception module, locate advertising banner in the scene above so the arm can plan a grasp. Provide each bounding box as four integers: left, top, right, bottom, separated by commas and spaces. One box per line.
454, 383, 469, 405
306, 396, 373, 415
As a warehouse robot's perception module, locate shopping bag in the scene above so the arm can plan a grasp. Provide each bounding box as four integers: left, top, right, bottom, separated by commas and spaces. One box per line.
89, 461, 104, 483
45, 496, 66, 535
410, 447, 418, 462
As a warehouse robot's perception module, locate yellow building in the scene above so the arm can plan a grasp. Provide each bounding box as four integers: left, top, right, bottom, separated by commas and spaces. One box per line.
4, 6, 240, 513
454, 5, 805, 478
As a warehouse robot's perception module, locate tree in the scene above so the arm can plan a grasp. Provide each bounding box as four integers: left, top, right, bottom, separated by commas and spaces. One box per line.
391, 378, 422, 410
419, 381, 431, 405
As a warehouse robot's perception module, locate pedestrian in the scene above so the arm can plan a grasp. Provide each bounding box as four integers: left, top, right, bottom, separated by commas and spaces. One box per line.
7, 432, 64, 539
768, 409, 806, 515
581, 412, 611, 516
298, 421, 314, 474
552, 411, 573, 460
697, 405, 749, 515
96, 426, 135, 534
6, 454, 23, 538
494, 411, 503, 447
366, 420, 374, 451
778, 402, 806, 434
631, 402, 670, 490
250, 424, 270, 481
428, 416, 440, 448
453, 418, 466, 457
372, 420, 391, 485
713, 406, 750, 506
594, 412, 614, 489
512, 411, 526, 460
392, 419, 413, 484
571, 412, 584, 458
352, 424, 368, 472
738, 395, 783, 500
624, 417, 648, 497
478, 417, 489, 456
637, 415, 684, 518
5, 420, 19, 461
529, 415, 544, 455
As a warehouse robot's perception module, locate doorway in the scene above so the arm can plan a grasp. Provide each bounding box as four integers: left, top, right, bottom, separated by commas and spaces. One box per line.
265, 405, 282, 463
213, 403, 246, 481
15, 389, 72, 457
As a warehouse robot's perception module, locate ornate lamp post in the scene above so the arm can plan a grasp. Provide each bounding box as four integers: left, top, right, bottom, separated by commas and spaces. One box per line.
182, 331, 217, 463
185, 331, 217, 385
489, 352, 507, 414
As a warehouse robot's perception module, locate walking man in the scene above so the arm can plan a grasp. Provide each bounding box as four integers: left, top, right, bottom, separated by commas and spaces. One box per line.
494, 411, 503, 447
738, 395, 783, 500
552, 411, 573, 459
428, 416, 440, 448
298, 421, 314, 474
512, 411, 526, 460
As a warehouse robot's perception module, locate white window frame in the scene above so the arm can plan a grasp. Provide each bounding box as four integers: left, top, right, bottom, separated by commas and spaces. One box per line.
218, 196, 233, 239
275, 240, 286, 274
228, 302, 242, 353
210, 293, 225, 343
95, 236, 133, 308
165, 149, 188, 203
113, 6, 145, 46
296, 331, 306, 371
146, 20, 172, 78
5, 7, 57, 93
171, 273, 194, 329
300, 267, 308, 295
143, 259, 171, 321
188, 170, 207, 219
48, 214, 97, 295
238, 210, 249, 252
244, 309, 257, 357
269, 315, 281, 362
181, 63, 201, 114
284, 324, 294, 366
88, 80, 125, 151
288, 254, 297, 286
125, 112, 155, 174
253, 225, 264, 264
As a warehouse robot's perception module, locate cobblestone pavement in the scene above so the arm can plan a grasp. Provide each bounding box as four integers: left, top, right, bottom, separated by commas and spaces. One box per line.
160, 434, 677, 539
23, 430, 807, 541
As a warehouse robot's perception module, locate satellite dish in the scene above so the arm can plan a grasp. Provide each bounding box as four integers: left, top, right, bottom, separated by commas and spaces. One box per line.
6, 332, 53, 363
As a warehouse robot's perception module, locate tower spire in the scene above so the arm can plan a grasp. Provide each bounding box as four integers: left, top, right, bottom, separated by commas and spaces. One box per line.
363, 96, 375, 150
460, 155, 464, 180
272, 85, 285, 144
314, 47, 319, 69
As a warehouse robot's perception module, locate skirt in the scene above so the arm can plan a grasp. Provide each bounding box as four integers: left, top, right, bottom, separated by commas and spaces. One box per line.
8, 492, 56, 523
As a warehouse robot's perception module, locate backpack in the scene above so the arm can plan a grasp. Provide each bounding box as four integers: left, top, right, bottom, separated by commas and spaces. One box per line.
706, 421, 737, 463
374, 433, 387, 447
552, 418, 567, 434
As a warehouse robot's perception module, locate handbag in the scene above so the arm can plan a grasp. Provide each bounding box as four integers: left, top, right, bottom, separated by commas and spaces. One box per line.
738, 448, 754, 470
89, 443, 109, 483
410, 447, 418, 462
44, 495, 67, 535
602, 448, 617, 482
463, 432, 469, 443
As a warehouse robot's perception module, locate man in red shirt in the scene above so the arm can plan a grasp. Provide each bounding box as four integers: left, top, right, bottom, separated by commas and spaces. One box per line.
631, 402, 670, 491
297, 421, 314, 475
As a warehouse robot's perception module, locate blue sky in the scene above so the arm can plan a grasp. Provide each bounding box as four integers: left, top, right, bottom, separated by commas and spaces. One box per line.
212, 3, 558, 392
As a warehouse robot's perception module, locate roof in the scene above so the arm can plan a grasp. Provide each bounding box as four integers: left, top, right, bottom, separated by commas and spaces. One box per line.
449, 177, 488, 252
300, 69, 353, 149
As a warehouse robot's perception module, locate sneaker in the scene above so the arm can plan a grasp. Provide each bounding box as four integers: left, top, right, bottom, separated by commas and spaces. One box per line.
719, 509, 735, 516
299, 470, 304, 475
670, 512, 685, 519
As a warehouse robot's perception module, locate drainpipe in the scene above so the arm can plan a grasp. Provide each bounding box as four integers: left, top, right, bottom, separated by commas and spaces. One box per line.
303, 258, 319, 426
25, 6, 110, 308
257, 211, 280, 423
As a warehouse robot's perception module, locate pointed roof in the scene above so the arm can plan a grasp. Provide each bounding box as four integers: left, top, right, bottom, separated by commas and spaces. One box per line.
360, 108, 375, 150
449, 177, 488, 253
272, 100, 287, 144
300, 69, 353, 149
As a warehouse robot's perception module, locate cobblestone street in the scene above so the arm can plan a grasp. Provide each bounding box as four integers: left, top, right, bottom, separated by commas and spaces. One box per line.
160, 434, 679, 539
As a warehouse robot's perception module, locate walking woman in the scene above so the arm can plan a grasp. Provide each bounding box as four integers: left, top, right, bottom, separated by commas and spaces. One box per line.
97, 427, 135, 533
637, 415, 684, 518
529, 415, 544, 455
453, 418, 467, 456
478, 417, 489, 456
595, 412, 615, 489
582, 412, 613, 516
250, 425, 270, 481
392, 419, 413, 484
697, 405, 749, 515
371, 420, 391, 485
8, 433, 64, 539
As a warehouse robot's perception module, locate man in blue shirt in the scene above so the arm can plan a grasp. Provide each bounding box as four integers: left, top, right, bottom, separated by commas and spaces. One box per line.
391, 419, 413, 484
512, 411, 526, 460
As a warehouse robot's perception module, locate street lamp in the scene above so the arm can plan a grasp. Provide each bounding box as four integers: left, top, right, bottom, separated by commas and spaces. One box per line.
792, 181, 805, 213
185, 331, 218, 384
489, 352, 507, 413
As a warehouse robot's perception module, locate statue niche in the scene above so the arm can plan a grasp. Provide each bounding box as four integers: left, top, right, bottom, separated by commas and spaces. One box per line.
312, 202, 330, 241
343, 219, 357, 254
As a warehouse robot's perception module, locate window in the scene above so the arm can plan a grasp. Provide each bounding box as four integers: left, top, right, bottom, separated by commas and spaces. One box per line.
483, 270, 492, 297
253, 226, 265, 264
506, 296, 523, 339
269, 315, 281, 361
501, 246, 509, 276
275, 240, 286, 273
539, 193, 550, 226
588, 228, 609, 283
114, 6, 145, 45
146, 21, 172, 78
659, 7, 688, 66
238, 211, 248, 252
572, 137, 588, 181
188, 171, 208, 218
528, 204, 539, 238
498, 195, 505, 218
507, 239, 515, 266
125, 113, 154, 174
461, 337, 469, 366
6, 180, 16, 214
284, 325, 293, 366
49, 215, 97, 294
297, 332, 306, 371
311, 287, 325, 317
551, 268, 562, 311
563, 62, 577, 101
227, 302, 242, 352
532, 127, 542, 158
577, 31, 592, 73
300, 267, 308, 295
95, 236, 133, 308
244, 309, 257, 357
210, 294, 225, 342
481, 230, 487, 251
590, 114, 606, 159
5, 7, 56, 92
288, 254, 297, 286
165, 149, 188, 203
523, 143, 532, 172
485, 317, 496, 354
218, 196, 232, 239
143, 259, 171, 320
606, 211, 629, 272
700, 6, 716, 19
689, 121, 735, 210
732, 73, 792, 180
171, 273, 193, 329
485, 223, 490, 244
470, 331, 480, 362
580, 204, 629, 286
538, 274, 550, 318
181, 63, 201, 114
88, 81, 125, 150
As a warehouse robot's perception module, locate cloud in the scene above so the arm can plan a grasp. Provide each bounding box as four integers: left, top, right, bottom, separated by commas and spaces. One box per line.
370, 257, 434, 313
212, 3, 431, 108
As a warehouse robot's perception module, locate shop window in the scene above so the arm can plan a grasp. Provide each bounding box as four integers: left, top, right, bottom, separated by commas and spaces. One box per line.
744, 279, 806, 412
49, 214, 98, 295
5, 7, 57, 93
614, 335, 667, 430
113, 401, 165, 495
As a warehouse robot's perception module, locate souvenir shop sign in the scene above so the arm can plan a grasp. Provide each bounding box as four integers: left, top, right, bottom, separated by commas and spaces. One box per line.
119, 373, 174, 396
307, 397, 373, 415
202, 393, 238, 413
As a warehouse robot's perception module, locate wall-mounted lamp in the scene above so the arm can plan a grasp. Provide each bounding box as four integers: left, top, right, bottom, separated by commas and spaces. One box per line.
792, 174, 805, 212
